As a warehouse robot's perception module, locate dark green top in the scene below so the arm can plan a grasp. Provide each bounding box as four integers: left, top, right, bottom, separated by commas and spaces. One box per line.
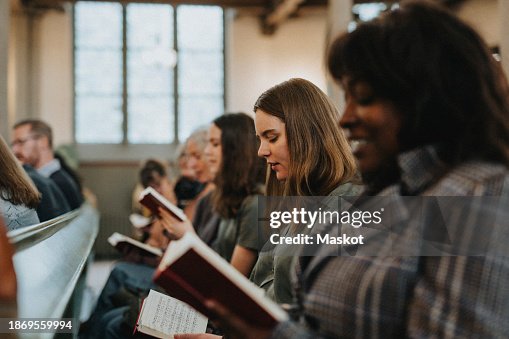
249, 182, 363, 304
211, 194, 261, 262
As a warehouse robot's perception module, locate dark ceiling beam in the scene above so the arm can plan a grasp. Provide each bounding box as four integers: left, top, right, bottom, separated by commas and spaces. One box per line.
21, 0, 270, 9
261, 0, 327, 35
262, 0, 304, 34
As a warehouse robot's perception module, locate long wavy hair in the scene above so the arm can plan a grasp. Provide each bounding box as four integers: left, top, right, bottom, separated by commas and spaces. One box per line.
211, 113, 266, 218
328, 1, 509, 168
0, 135, 40, 208
254, 78, 357, 196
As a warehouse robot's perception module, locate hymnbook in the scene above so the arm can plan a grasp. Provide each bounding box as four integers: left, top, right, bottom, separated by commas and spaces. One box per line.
136, 289, 207, 338
108, 232, 163, 257
154, 232, 288, 329
139, 187, 187, 221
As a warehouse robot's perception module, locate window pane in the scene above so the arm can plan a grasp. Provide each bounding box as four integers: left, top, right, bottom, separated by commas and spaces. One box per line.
75, 96, 123, 143
75, 2, 122, 48
352, 3, 388, 22
127, 4, 173, 49
75, 50, 122, 95
74, 2, 225, 146
179, 51, 223, 95
177, 5, 223, 51
177, 5, 224, 142
128, 50, 173, 95
127, 4, 174, 143
128, 97, 174, 143
75, 1, 123, 144
179, 96, 223, 141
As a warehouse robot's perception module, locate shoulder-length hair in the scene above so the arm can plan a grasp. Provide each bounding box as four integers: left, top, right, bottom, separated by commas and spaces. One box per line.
0, 136, 40, 208
254, 78, 357, 196
212, 113, 265, 219
328, 0, 509, 167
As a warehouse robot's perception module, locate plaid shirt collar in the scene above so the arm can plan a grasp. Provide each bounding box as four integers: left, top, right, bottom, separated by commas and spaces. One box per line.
397, 144, 448, 195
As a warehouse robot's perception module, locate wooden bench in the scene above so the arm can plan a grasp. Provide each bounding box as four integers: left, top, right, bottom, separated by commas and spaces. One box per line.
8, 204, 99, 339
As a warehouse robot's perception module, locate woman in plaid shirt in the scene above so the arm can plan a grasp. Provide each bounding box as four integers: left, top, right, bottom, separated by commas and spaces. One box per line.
177, 1, 509, 338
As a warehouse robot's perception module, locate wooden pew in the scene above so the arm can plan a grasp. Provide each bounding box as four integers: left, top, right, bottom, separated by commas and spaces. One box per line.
8, 204, 99, 339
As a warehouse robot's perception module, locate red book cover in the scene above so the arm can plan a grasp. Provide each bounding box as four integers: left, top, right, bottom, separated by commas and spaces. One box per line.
139, 187, 187, 221
153, 233, 288, 330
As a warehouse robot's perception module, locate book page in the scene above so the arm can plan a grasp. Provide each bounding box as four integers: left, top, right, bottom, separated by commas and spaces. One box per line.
138, 290, 207, 337
108, 232, 163, 257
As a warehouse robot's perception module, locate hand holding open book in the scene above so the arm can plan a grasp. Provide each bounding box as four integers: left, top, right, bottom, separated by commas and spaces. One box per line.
139, 187, 187, 221
158, 208, 195, 240
139, 187, 194, 239
153, 232, 288, 331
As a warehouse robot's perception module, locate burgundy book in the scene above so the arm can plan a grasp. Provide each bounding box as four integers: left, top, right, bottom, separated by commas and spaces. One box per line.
108, 232, 163, 257
139, 187, 187, 221
153, 232, 288, 329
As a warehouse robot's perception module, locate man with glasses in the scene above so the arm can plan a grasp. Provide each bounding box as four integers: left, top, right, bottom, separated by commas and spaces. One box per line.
12, 119, 83, 210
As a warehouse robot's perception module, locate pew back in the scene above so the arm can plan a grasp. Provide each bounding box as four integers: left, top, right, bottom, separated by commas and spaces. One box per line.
9, 204, 99, 338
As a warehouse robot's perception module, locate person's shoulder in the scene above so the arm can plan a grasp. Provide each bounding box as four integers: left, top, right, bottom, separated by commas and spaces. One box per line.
429, 161, 509, 196
240, 193, 262, 211
50, 168, 77, 185
330, 182, 364, 197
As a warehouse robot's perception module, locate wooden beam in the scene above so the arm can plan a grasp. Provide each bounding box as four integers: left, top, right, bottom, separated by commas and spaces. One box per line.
261, 0, 302, 34
21, 0, 270, 9
261, 0, 326, 35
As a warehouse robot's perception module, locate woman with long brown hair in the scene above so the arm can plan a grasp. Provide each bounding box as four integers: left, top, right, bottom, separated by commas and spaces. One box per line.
0, 135, 39, 230
249, 77, 361, 304
161, 113, 265, 277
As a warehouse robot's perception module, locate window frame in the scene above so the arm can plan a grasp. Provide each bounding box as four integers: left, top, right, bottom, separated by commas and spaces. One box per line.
72, 2, 226, 160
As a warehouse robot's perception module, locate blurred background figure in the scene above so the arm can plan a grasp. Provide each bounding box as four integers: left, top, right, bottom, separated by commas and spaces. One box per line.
11, 119, 84, 210
0, 135, 40, 230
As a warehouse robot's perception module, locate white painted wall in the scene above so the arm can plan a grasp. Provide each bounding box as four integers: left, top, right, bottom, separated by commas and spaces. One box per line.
1, 0, 10, 138
500, 0, 509, 76
8, 13, 29, 129
8, 6, 73, 146
36, 8, 74, 146
457, 0, 499, 47
226, 8, 329, 114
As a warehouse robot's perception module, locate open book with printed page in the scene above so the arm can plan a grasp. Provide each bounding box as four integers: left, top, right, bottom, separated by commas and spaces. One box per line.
153, 232, 288, 329
136, 289, 208, 338
108, 232, 163, 257
139, 186, 187, 222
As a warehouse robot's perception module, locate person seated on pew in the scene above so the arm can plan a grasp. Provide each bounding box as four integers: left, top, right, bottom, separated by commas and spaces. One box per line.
0, 135, 40, 230
180, 128, 215, 221
95, 114, 265, 339
173, 143, 207, 210
248, 78, 362, 305
188, 2, 509, 338
131, 159, 173, 233
22, 164, 71, 222
0, 217, 17, 316
11, 119, 84, 210
171, 77, 362, 339
80, 127, 221, 339
160, 113, 266, 276
124, 159, 174, 264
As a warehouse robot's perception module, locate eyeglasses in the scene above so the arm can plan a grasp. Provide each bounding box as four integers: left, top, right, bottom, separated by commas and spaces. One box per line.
10, 135, 40, 148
